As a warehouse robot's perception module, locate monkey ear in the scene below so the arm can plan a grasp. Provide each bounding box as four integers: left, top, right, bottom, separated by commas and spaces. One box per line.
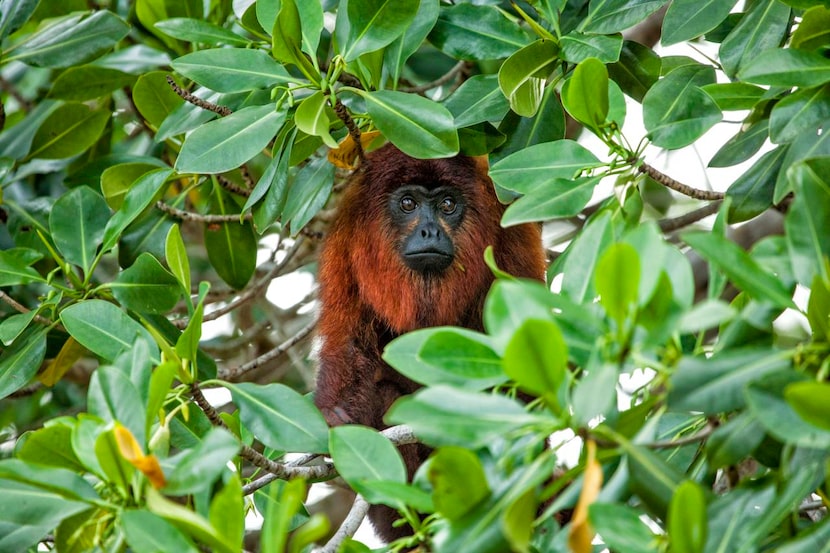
472, 154, 490, 174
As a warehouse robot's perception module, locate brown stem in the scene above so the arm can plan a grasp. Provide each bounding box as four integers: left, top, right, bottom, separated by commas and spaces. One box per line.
638, 163, 725, 201
333, 99, 364, 165
156, 201, 253, 224
658, 201, 722, 232
166, 75, 232, 116
217, 175, 251, 197
218, 317, 317, 380
400, 60, 468, 94
0, 291, 55, 327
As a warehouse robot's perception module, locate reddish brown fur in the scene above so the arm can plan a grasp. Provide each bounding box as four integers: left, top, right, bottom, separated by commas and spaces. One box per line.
314, 144, 546, 541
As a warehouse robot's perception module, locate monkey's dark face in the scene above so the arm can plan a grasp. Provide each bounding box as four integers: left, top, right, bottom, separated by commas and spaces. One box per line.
388, 184, 465, 274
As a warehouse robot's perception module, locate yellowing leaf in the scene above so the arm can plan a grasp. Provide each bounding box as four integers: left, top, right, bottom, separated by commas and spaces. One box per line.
115, 423, 167, 489
38, 336, 86, 386
568, 439, 602, 553
327, 130, 382, 169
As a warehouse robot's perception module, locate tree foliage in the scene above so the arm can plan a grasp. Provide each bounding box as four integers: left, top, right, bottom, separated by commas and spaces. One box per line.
1, 0, 829, 552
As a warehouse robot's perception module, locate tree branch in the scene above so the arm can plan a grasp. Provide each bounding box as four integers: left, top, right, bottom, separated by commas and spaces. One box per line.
638, 163, 724, 201
312, 495, 370, 553
400, 60, 468, 94
658, 201, 722, 232
332, 99, 365, 165
166, 75, 232, 116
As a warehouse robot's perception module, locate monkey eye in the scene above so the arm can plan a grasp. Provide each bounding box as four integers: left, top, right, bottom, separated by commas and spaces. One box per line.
400, 196, 417, 213
439, 197, 457, 214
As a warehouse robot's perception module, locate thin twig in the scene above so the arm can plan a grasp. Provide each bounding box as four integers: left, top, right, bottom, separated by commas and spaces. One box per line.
217, 175, 251, 197
313, 495, 370, 553
156, 201, 253, 223
217, 317, 317, 380
638, 163, 725, 201
400, 60, 467, 94
658, 201, 722, 232
0, 291, 54, 327
333, 99, 365, 165
166, 75, 232, 116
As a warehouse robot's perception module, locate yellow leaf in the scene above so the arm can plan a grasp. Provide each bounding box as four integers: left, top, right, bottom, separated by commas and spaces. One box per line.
115, 424, 167, 489
327, 130, 382, 169
38, 336, 86, 386
568, 439, 603, 553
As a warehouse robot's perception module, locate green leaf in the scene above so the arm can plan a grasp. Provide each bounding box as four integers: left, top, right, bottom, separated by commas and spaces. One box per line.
662, 0, 738, 45
0, 311, 37, 346
596, 243, 641, 325
428, 3, 530, 61
155, 17, 250, 46
785, 381, 830, 431
791, 6, 830, 50
16, 424, 85, 473
725, 146, 786, 222
572, 361, 618, 426
27, 103, 110, 160
492, 86, 565, 167
445, 75, 509, 128
209, 474, 244, 550
704, 411, 765, 467
122, 510, 200, 553
145, 487, 236, 553
701, 82, 766, 111
6, 10, 129, 68
502, 176, 599, 227
384, 328, 508, 390
171, 49, 293, 93
562, 58, 609, 130
294, 91, 337, 148
582, 0, 668, 34
284, 158, 335, 236
643, 65, 721, 149
385, 385, 554, 448
49, 186, 110, 274
60, 300, 159, 363
668, 481, 707, 553
621, 440, 684, 518
0, 249, 46, 287
775, 127, 830, 202
102, 168, 173, 253
770, 84, 830, 144
341, 0, 419, 61
110, 253, 181, 314
668, 349, 790, 414
88, 364, 146, 445
0, 0, 39, 41
719, 1, 791, 78
498, 39, 558, 117
739, 48, 830, 88
708, 118, 769, 168
101, 161, 166, 210
176, 104, 285, 174
503, 319, 568, 408
330, 426, 406, 488
225, 382, 329, 453
560, 32, 622, 64
354, 481, 434, 512
682, 231, 796, 309
428, 447, 490, 520
588, 503, 658, 553
489, 139, 602, 193
164, 428, 239, 495
48, 65, 136, 101
608, 40, 661, 103
384, 0, 440, 85
132, 71, 185, 129
359, 89, 458, 158
203, 194, 257, 290
0, 327, 47, 400
165, 224, 191, 300
786, 159, 830, 286
677, 299, 737, 334
271, 0, 317, 79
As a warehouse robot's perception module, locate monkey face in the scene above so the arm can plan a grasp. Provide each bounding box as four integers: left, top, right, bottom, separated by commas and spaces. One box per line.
387, 184, 465, 274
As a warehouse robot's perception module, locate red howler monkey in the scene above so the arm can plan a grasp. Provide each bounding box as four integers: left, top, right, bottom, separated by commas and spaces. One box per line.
314, 143, 546, 541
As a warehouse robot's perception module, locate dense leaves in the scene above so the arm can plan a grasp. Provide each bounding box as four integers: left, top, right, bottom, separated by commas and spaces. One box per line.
1, 0, 829, 552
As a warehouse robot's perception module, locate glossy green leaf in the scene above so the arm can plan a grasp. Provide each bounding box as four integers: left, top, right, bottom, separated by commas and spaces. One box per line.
582, 0, 668, 34
171, 49, 293, 93
6, 10, 129, 68
668, 349, 790, 414
708, 119, 769, 168
719, 1, 791, 77
359, 89, 458, 158
596, 243, 641, 325
622, 440, 683, 518
48, 65, 136, 101
110, 253, 181, 314
354, 481, 434, 512
498, 39, 558, 117
561, 211, 613, 303
0, 328, 47, 400
746, 373, 830, 448
668, 481, 707, 553
100, 161, 166, 210
428, 3, 530, 61
285, 157, 334, 235
176, 104, 285, 174
701, 82, 766, 111
385, 386, 554, 448
225, 382, 329, 453
785, 381, 830, 431
60, 300, 159, 363
428, 447, 490, 520
0, 0, 39, 40
0, 311, 37, 346
489, 139, 601, 193
165, 225, 191, 299
444, 75, 509, 128
662, 0, 738, 45
643, 65, 721, 149
492, 86, 565, 166
770, 84, 830, 144
503, 319, 568, 407
164, 428, 238, 495
27, 103, 110, 160
740, 48, 830, 88
145, 487, 236, 553
122, 510, 200, 553
102, 168, 172, 252
775, 128, 830, 202
725, 146, 786, 222
791, 6, 830, 50
560, 31, 622, 64
330, 426, 406, 487
561, 58, 609, 130
607, 40, 661, 103
0, 250, 43, 288
132, 71, 185, 129
341, 0, 419, 61
271, 0, 317, 79
294, 91, 337, 148
209, 474, 244, 550
786, 159, 830, 285
155, 17, 249, 46
203, 192, 257, 290
49, 186, 110, 274
682, 231, 796, 308
16, 425, 84, 473
705, 411, 765, 467
572, 361, 618, 426
501, 176, 600, 226
588, 503, 657, 553
677, 299, 736, 334
384, 0, 440, 85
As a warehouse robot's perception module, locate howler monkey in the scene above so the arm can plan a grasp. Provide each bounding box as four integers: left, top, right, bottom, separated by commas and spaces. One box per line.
314, 144, 546, 541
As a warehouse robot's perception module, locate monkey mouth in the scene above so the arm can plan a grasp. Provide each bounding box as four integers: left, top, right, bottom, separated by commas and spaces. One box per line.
404, 251, 453, 273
